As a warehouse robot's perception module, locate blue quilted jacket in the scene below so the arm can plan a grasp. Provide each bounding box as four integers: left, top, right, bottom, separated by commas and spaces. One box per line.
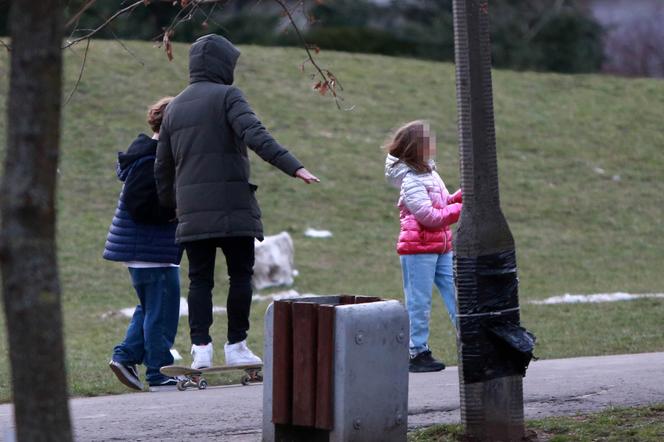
102, 134, 182, 264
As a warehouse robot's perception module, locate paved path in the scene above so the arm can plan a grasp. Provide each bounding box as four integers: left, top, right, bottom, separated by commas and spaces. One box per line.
1, 352, 663, 441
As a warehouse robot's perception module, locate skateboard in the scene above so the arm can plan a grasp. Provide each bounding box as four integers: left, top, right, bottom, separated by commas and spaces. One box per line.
159, 364, 263, 391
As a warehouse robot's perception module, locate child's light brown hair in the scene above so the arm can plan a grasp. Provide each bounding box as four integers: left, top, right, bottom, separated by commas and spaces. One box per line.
383, 120, 432, 173
147, 97, 174, 133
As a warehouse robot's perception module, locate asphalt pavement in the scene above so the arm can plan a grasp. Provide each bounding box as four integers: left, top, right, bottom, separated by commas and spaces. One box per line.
0, 352, 662, 441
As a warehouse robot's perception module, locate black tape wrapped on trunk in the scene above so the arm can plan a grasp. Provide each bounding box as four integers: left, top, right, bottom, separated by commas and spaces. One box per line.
455, 250, 536, 384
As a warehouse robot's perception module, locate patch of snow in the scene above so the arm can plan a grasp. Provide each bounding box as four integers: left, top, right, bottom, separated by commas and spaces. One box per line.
530, 292, 664, 305
100, 310, 122, 320
305, 228, 333, 238
593, 167, 606, 175
252, 290, 319, 303
117, 297, 226, 318
170, 349, 183, 361
119, 307, 136, 318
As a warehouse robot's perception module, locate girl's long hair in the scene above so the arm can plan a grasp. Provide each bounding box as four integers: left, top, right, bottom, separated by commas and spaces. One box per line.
383, 120, 431, 173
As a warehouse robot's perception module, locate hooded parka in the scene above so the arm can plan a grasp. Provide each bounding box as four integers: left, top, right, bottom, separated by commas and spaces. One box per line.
155, 34, 303, 243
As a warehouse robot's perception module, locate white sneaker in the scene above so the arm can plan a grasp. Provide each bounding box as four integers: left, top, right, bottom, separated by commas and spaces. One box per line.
224, 340, 262, 366
191, 343, 213, 369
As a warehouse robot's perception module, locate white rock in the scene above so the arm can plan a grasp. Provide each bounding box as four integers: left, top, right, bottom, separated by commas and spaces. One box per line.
253, 232, 296, 290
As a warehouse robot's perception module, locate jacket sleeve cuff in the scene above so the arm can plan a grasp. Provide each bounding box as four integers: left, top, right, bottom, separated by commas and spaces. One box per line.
276, 153, 304, 177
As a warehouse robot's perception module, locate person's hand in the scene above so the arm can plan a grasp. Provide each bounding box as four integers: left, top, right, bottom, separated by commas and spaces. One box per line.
295, 168, 320, 184
450, 189, 462, 204
448, 202, 462, 224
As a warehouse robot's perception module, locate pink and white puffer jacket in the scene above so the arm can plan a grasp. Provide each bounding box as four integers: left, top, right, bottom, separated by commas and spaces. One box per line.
385, 154, 462, 255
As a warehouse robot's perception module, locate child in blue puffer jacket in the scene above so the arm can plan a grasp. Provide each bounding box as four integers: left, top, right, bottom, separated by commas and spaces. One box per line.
103, 97, 183, 392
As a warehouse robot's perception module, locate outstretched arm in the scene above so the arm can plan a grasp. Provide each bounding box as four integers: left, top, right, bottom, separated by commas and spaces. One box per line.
226, 87, 304, 176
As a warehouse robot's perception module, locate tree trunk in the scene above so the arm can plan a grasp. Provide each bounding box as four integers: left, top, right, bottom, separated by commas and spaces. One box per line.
452, 0, 525, 440
0, 1, 73, 441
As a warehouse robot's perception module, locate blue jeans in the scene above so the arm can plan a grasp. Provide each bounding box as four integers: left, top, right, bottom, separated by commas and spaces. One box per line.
400, 252, 457, 356
113, 267, 180, 384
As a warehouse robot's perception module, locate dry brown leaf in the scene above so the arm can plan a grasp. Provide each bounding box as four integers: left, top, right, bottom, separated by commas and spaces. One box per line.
163, 30, 174, 61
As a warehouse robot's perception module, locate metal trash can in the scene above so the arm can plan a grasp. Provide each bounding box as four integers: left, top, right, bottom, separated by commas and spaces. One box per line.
263, 295, 409, 442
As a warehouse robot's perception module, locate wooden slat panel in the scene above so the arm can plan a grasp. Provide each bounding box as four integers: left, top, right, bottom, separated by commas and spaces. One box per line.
315, 304, 335, 430
354, 296, 382, 304
339, 295, 356, 304
272, 300, 293, 424
291, 302, 318, 427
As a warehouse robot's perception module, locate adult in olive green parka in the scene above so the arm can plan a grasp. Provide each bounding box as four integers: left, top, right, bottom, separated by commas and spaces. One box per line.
155, 34, 318, 367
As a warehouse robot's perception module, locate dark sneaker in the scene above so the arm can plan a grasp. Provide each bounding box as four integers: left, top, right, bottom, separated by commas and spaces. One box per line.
148, 377, 181, 392
109, 360, 144, 390
409, 350, 446, 373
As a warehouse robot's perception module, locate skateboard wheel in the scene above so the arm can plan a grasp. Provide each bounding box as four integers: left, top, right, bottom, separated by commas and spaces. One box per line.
198, 379, 208, 390
177, 380, 187, 391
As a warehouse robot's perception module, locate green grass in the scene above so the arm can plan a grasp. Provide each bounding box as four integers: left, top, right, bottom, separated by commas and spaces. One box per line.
408, 404, 664, 441
0, 40, 663, 401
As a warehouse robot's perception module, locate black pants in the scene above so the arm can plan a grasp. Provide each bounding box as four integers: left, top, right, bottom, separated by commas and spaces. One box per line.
183, 236, 255, 345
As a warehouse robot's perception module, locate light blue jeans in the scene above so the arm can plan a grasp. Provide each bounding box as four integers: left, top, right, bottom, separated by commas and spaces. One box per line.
400, 252, 457, 356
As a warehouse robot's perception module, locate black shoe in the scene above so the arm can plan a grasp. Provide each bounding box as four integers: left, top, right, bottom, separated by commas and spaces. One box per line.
148, 377, 180, 392
109, 360, 144, 390
409, 350, 446, 373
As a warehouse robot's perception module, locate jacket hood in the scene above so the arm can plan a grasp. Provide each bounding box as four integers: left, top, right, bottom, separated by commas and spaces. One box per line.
117, 134, 157, 182
385, 154, 411, 188
385, 154, 437, 188
189, 34, 240, 85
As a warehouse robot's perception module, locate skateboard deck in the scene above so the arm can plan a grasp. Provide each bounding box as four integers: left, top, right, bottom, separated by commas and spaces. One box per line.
160, 364, 263, 391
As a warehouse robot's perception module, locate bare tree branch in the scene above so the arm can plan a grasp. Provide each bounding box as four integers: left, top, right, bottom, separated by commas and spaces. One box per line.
271, 0, 346, 109
156, 1, 199, 42
65, 0, 96, 29
63, 0, 144, 49
64, 38, 90, 105
107, 27, 145, 67
61, 0, 349, 107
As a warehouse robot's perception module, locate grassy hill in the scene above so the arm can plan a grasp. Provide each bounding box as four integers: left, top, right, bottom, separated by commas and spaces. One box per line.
0, 41, 662, 401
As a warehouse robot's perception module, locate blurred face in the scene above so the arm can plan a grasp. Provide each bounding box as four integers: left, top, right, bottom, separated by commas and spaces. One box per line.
419, 124, 436, 162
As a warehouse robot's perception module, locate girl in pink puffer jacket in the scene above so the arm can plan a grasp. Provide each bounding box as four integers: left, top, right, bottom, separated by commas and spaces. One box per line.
384, 120, 462, 373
